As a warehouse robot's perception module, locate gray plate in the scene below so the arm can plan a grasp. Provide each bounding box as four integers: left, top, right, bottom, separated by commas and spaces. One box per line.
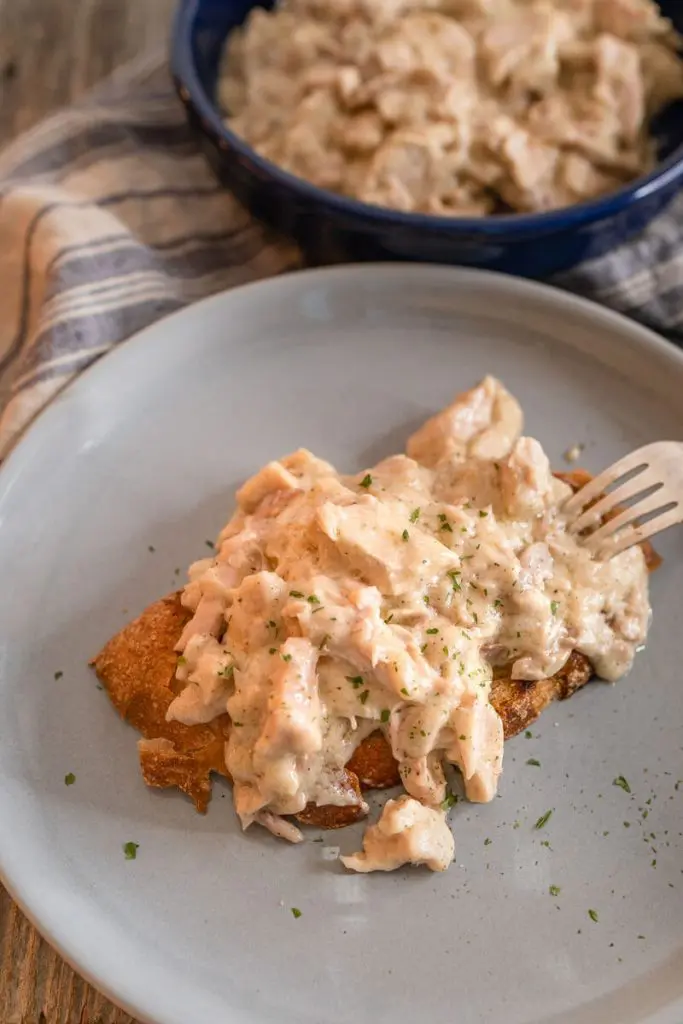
0, 265, 682, 1024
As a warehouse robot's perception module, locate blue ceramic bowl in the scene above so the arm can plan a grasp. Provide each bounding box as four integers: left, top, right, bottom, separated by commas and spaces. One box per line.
171, 0, 683, 276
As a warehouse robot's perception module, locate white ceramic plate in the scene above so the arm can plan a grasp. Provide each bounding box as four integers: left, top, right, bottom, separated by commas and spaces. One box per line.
1, 265, 683, 1024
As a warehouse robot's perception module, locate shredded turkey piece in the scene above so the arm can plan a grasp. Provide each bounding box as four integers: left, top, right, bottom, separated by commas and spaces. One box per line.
165, 375, 651, 873
219, 0, 683, 215
340, 796, 455, 872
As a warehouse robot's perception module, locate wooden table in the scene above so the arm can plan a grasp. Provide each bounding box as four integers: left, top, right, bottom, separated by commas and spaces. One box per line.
0, 4, 174, 1018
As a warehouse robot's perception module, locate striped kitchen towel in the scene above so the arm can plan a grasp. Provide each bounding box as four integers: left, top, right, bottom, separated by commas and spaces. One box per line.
1, 51, 683, 458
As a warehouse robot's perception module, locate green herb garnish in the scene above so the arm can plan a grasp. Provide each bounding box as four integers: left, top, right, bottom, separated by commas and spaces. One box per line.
123, 842, 139, 860
289, 590, 305, 599
426, 628, 439, 635
359, 690, 370, 705
534, 809, 553, 830
54, 671, 63, 681
613, 775, 631, 793
447, 570, 462, 592
588, 909, 599, 923
291, 907, 302, 919
549, 885, 561, 897
442, 791, 458, 811
359, 474, 372, 489
380, 709, 390, 723
527, 758, 541, 767
402, 529, 409, 542
282, 653, 292, 662
64, 772, 76, 786
346, 675, 363, 688
409, 508, 421, 523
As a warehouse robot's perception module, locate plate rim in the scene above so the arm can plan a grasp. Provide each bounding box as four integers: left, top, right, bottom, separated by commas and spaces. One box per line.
1, 262, 683, 1024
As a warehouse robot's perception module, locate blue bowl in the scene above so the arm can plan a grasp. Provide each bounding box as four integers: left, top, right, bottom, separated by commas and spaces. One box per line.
171, 0, 683, 276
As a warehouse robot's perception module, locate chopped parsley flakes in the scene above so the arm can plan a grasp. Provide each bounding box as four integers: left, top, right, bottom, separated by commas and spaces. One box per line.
613, 775, 631, 793
291, 907, 302, 918
442, 791, 458, 811
550, 600, 559, 615
123, 842, 139, 860
359, 474, 373, 489
289, 590, 305, 599
534, 809, 553, 830
54, 671, 63, 681
526, 758, 541, 767
358, 690, 370, 704
64, 772, 76, 786
402, 529, 409, 542
409, 508, 421, 523
346, 675, 364, 688
549, 885, 561, 897
588, 909, 599, 923
380, 709, 390, 723
447, 570, 461, 592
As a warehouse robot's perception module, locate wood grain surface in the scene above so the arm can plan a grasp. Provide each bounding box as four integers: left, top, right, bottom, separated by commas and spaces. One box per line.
0, 4, 174, 1018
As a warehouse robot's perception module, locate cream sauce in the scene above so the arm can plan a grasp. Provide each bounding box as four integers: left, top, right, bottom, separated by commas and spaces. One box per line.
167, 376, 651, 871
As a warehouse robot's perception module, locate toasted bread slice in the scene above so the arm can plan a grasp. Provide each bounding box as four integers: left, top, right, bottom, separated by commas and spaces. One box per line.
92, 593, 593, 827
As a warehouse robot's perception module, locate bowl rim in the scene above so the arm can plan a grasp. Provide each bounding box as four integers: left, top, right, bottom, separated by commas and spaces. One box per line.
171, 0, 683, 237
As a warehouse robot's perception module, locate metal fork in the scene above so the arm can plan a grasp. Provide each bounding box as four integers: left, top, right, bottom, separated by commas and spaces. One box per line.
564, 441, 683, 559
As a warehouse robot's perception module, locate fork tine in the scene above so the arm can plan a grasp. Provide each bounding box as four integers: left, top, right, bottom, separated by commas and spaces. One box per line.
593, 505, 683, 560
563, 442, 664, 516
568, 470, 661, 535
584, 488, 673, 549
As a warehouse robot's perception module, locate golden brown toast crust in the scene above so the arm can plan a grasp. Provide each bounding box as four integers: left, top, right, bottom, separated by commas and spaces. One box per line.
92, 593, 230, 814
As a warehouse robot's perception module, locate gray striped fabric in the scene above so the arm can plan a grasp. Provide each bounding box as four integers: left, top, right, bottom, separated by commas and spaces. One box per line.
1, 51, 682, 458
